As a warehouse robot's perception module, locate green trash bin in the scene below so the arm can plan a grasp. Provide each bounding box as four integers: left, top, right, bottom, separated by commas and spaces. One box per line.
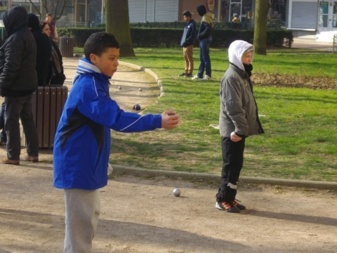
59, 37, 74, 57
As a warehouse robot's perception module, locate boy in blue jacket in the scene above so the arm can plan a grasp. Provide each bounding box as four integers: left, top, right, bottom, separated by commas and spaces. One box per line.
53, 32, 180, 252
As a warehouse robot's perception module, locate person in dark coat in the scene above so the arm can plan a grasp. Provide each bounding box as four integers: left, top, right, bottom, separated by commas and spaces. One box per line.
0, 6, 39, 165
41, 21, 65, 85
179, 10, 197, 78
192, 5, 213, 81
45, 13, 58, 43
28, 13, 52, 86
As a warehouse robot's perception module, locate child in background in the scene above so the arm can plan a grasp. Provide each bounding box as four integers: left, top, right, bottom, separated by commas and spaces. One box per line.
215, 40, 264, 213
179, 10, 196, 77
53, 32, 180, 252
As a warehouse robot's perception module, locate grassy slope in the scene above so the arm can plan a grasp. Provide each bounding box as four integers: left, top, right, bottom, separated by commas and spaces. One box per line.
106, 47, 337, 182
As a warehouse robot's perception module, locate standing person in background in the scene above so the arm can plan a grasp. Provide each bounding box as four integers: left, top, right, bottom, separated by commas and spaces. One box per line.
41, 21, 66, 85
0, 6, 39, 165
0, 12, 50, 146
215, 40, 264, 213
192, 5, 213, 81
45, 13, 58, 43
28, 13, 52, 86
179, 10, 196, 78
232, 14, 240, 23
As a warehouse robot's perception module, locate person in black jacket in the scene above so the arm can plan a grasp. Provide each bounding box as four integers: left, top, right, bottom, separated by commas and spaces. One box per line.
179, 10, 196, 78
192, 5, 213, 81
28, 13, 52, 86
0, 102, 6, 144
41, 21, 65, 85
0, 6, 39, 165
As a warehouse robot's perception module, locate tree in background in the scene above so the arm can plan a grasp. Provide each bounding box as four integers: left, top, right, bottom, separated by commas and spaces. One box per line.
105, 0, 135, 57
28, 0, 69, 20
253, 0, 269, 55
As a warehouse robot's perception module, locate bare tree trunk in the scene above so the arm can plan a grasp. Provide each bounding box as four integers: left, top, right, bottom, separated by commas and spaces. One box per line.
253, 0, 269, 55
105, 0, 135, 57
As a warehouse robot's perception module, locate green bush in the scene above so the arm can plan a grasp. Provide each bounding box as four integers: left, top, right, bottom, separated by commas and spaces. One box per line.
58, 28, 103, 47
57, 26, 293, 48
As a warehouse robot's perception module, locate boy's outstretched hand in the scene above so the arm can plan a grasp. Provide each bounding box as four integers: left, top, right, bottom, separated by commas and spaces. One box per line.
161, 110, 180, 129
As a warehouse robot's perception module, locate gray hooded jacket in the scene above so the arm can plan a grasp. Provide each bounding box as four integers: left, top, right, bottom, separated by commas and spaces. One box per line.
219, 40, 264, 137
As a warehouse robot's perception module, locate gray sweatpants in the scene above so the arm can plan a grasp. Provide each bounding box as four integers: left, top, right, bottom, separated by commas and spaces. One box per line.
64, 189, 101, 253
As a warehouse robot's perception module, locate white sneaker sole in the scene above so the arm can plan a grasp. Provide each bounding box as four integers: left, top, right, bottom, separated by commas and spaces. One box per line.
215, 202, 223, 210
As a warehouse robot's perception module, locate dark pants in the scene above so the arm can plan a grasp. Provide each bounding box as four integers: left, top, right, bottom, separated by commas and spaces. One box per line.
4, 95, 39, 160
216, 136, 245, 203
197, 39, 212, 78
0, 102, 6, 142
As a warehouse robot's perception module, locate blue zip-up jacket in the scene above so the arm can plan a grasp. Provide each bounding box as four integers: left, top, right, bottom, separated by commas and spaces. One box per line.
53, 58, 162, 190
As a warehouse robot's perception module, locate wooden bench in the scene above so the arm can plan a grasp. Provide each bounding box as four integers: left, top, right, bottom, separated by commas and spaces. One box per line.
21, 86, 68, 149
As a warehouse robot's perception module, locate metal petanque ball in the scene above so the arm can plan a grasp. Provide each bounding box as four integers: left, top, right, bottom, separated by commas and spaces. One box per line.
133, 104, 141, 110
173, 188, 181, 197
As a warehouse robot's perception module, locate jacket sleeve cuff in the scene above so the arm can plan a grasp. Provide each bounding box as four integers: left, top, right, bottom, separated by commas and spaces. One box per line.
154, 115, 162, 129
235, 132, 245, 138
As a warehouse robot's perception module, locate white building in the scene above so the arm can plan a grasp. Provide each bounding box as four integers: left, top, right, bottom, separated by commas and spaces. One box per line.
1, 0, 336, 42
287, 0, 337, 41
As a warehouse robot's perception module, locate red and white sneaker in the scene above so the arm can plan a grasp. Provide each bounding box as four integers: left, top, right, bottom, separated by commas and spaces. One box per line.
232, 199, 246, 210
215, 201, 240, 213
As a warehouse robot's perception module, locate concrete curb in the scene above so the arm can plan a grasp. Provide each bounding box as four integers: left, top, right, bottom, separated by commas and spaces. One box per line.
119, 60, 164, 96
110, 165, 337, 190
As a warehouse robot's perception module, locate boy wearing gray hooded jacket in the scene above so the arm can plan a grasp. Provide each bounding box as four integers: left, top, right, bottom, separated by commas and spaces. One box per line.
215, 40, 264, 213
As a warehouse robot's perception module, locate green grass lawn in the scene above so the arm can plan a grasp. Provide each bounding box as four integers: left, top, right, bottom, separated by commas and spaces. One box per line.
107, 47, 337, 182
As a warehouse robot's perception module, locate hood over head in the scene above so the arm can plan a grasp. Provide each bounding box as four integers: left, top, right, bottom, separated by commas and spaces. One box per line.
2, 6, 28, 36
202, 12, 213, 26
197, 5, 207, 17
27, 13, 41, 33
228, 40, 254, 71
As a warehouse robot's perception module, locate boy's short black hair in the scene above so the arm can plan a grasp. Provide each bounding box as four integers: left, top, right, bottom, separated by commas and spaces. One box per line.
84, 32, 120, 60
183, 10, 191, 17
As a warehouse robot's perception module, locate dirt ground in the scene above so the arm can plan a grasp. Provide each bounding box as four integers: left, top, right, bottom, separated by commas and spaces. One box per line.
63, 58, 161, 112
0, 162, 336, 253
0, 58, 336, 252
